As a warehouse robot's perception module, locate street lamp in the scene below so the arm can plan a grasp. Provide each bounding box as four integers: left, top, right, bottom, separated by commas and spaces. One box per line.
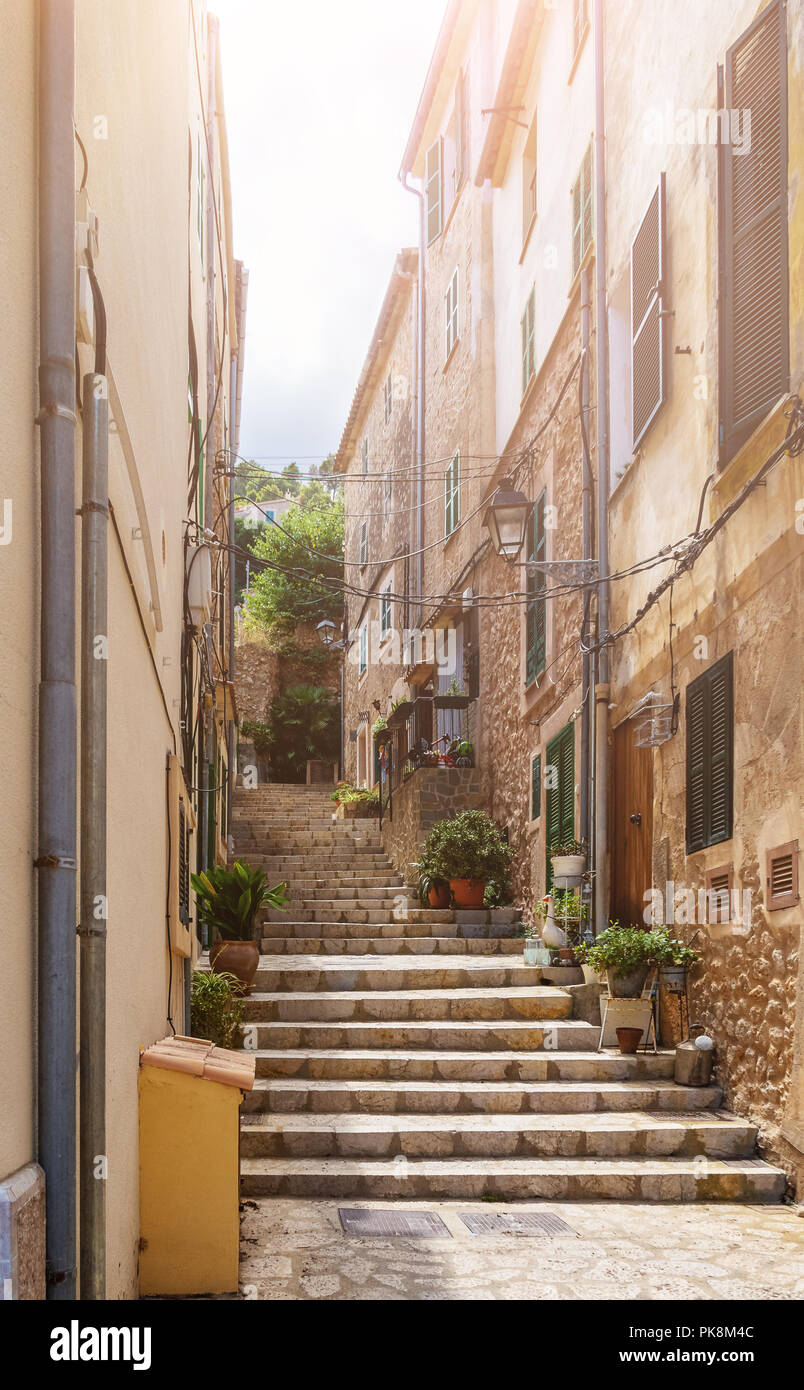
482, 478, 530, 561
316, 619, 338, 647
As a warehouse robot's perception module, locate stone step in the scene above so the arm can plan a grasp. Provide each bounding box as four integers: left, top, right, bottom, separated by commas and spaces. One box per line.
257, 875, 404, 889
239, 1111, 756, 1160
245, 1048, 677, 1082
241, 986, 574, 1024
240, 1018, 597, 1049
278, 905, 454, 925
239, 1155, 786, 1201
258, 935, 525, 956
252, 957, 541, 992
241, 1076, 720, 1115
258, 920, 519, 940
283, 886, 414, 901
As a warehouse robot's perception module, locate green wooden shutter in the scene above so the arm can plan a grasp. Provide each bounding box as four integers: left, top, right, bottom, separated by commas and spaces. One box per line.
686, 651, 733, 852
721, 0, 789, 461
525, 491, 546, 684
531, 755, 541, 820
545, 723, 574, 888
426, 138, 443, 244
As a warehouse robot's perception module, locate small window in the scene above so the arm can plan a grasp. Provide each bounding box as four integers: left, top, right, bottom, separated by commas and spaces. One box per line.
359, 626, 368, 677
705, 864, 733, 923
445, 267, 459, 361
425, 138, 443, 244
380, 589, 392, 639
522, 112, 538, 242
531, 755, 542, 820
573, 0, 589, 61
359, 520, 368, 567
361, 437, 368, 475
444, 451, 460, 537
571, 143, 593, 280
383, 469, 392, 521
686, 651, 734, 854
766, 840, 799, 911
384, 373, 393, 423
521, 287, 536, 396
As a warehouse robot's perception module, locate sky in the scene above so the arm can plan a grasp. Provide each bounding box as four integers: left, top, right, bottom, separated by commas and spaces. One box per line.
213, 0, 446, 471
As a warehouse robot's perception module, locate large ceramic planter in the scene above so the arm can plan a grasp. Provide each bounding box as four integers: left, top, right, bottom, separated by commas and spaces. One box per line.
660, 964, 687, 994
209, 938, 259, 993
550, 854, 586, 878
449, 878, 487, 908
607, 964, 650, 998
428, 882, 451, 909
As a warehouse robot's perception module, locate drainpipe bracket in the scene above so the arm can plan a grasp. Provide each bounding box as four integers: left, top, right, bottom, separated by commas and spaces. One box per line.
36, 403, 77, 426
34, 854, 77, 870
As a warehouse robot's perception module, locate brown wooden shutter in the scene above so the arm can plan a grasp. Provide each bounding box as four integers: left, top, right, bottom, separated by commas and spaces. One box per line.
686, 652, 733, 853
766, 840, 799, 909
721, 0, 789, 461
631, 174, 667, 448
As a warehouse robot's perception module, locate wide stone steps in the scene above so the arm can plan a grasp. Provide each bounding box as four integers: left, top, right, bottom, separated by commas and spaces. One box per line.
245, 1048, 678, 1082
239, 1111, 756, 1160
241, 985, 574, 1024
257, 919, 520, 940
239, 1156, 786, 1201
275, 904, 453, 924
258, 935, 525, 955
241, 1017, 598, 1049
242, 1076, 723, 1116
251, 956, 544, 992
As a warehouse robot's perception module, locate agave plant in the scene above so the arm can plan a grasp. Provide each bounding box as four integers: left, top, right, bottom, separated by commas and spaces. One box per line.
190, 861, 289, 941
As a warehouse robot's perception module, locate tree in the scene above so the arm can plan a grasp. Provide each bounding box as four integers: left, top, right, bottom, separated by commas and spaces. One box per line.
246, 492, 344, 632
233, 515, 265, 604
264, 684, 340, 782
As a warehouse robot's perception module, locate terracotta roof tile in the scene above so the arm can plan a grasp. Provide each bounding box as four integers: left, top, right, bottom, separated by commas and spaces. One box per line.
140, 1035, 255, 1092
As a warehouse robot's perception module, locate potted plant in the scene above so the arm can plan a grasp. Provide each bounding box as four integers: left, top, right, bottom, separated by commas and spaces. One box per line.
421, 809, 514, 909
191, 861, 289, 992
330, 783, 380, 819
372, 715, 389, 743
549, 837, 587, 879
575, 922, 669, 998
449, 738, 475, 767
189, 968, 245, 1049
433, 676, 471, 710
416, 846, 451, 909
656, 935, 701, 993
387, 696, 415, 728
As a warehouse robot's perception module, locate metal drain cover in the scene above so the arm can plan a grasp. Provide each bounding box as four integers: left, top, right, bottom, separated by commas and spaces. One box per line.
338, 1208, 452, 1238
458, 1211, 577, 1237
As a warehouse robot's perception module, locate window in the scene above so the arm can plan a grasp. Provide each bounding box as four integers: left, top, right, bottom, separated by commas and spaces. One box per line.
444, 451, 460, 537
383, 468, 392, 521
686, 651, 734, 854
444, 67, 467, 210
264, 510, 275, 523
573, 0, 589, 60
525, 491, 546, 684
361, 437, 368, 475
522, 112, 538, 242
705, 864, 734, 924
380, 588, 392, 640
384, 373, 393, 423
521, 287, 536, 396
720, 0, 789, 463
425, 138, 443, 244
531, 755, 542, 820
445, 267, 459, 361
358, 625, 368, 677
359, 520, 368, 567
766, 841, 799, 911
571, 143, 593, 280
632, 174, 667, 449
545, 723, 574, 888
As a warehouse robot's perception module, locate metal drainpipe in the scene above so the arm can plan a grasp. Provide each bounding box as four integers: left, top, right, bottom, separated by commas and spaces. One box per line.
78, 364, 108, 1299
593, 0, 611, 935
37, 0, 77, 1300
579, 267, 593, 852
400, 174, 425, 627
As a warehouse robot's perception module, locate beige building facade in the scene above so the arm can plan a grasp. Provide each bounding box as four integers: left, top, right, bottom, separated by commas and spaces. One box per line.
0, 0, 244, 1298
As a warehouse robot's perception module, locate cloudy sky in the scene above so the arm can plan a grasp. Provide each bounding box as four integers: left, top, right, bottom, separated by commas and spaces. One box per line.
213, 0, 445, 471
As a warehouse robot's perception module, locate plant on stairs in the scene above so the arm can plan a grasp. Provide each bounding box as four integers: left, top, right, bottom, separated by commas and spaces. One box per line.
190, 968, 245, 1049
422, 809, 513, 909
191, 860, 289, 992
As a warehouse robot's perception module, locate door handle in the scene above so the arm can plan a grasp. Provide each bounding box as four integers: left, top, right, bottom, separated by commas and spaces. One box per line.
629, 812, 642, 826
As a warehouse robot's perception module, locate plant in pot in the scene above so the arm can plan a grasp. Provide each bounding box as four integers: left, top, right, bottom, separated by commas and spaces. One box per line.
655, 935, 701, 993
449, 738, 475, 767
422, 809, 514, 909
549, 837, 588, 880
416, 846, 451, 909
191, 861, 289, 993
330, 783, 380, 819
433, 676, 471, 710
575, 922, 669, 998
387, 695, 414, 728
189, 969, 245, 1050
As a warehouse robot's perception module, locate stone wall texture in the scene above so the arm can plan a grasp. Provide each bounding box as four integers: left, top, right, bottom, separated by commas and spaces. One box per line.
380, 767, 486, 876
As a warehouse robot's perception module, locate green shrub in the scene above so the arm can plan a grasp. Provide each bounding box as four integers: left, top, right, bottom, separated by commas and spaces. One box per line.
265, 683, 339, 782
190, 970, 244, 1050
575, 923, 686, 978
190, 861, 288, 941
421, 809, 514, 883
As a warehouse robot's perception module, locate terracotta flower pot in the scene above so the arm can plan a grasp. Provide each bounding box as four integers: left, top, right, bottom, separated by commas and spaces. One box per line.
209, 938, 259, 993
449, 878, 487, 908
428, 882, 451, 909
616, 1026, 644, 1055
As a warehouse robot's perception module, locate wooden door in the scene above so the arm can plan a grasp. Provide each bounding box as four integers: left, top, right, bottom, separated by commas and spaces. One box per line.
610, 720, 654, 928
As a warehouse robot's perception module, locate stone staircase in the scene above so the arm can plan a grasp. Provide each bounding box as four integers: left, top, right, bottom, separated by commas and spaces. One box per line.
232, 783, 785, 1203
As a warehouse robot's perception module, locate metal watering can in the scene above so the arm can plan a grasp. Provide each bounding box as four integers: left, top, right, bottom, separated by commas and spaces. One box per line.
674, 1024, 715, 1087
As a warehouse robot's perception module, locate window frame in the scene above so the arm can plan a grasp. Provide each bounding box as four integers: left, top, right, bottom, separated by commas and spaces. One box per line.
444, 450, 461, 538
766, 840, 799, 911
685, 650, 734, 855
521, 286, 536, 398
380, 586, 392, 641
571, 142, 593, 281
525, 490, 547, 684
359, 520, 368, 568
445, 266, 459, 362
531, 754, 542, 821
425, 137, 443, 245
358, 625, 368, 678
522, 111, 538, 245
384, 373, 393, 424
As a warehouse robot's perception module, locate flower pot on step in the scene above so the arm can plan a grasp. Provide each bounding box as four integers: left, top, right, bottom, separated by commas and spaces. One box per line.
449, 878, 487, 908
209, 939, 259, 993
616, 1026, 644, 1055
428, 882, 451, 909
607, 964, 650, 998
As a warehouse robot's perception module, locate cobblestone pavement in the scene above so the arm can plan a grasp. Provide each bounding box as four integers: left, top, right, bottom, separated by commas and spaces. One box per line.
236, 1198, 804, 1300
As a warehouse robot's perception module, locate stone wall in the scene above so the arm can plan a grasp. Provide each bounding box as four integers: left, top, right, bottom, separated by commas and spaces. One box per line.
380, 767, 486, 876
235, 624, 340, 726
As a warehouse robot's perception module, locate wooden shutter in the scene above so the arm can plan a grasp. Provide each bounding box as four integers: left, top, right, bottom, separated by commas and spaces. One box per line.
531, 755, 541, 820
525, 491, 546, 683
721, 0, 789, 461
426, 138, 443, 244
686, 651, 734, 852
631, 174, 667, 448
546, 724, 575, 888
571, 144, 593, 279
766, 840, 799, 909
